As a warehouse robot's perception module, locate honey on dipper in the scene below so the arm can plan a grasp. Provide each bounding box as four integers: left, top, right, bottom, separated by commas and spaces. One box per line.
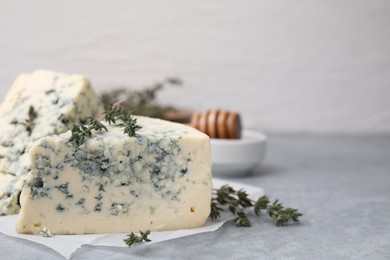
190, 109, 242, 139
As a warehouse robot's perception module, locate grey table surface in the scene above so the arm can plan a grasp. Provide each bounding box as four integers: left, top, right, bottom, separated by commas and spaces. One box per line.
1, 134, 390, 259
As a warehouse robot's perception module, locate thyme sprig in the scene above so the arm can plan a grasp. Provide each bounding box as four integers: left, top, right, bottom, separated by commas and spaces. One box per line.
210, 185, 303, 227
69, 104, 141, 147
104, 103, 142, 137
124, 230, 151, 247
68, 118, 107, 147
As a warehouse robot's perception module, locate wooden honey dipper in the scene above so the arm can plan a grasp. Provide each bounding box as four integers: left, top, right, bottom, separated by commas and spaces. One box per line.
190, 109, 242, 139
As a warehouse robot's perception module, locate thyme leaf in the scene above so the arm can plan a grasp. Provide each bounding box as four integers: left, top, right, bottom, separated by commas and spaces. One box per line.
124, 230, 151, 247
68, 117, 107, 147
209, 202, 224, 221
254, 195, 270, 216
234, 211, 251, 227
16, 105, 38, 135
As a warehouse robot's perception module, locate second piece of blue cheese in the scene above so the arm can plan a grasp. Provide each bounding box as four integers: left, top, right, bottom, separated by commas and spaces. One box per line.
0, 70, 104, 215
16, 117, 212, 234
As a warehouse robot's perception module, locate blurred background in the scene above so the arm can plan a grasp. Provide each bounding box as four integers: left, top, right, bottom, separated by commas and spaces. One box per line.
0, 0, 389, 135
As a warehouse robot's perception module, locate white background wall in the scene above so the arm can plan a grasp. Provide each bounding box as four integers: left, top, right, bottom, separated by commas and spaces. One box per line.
0, 0, 389, 134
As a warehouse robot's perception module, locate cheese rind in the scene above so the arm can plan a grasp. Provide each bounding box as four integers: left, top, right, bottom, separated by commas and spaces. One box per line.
0, 70, 104, 215
16, 117, 212, 234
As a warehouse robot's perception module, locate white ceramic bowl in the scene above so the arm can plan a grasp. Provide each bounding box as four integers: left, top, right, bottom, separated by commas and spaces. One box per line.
210, 130, 267, 176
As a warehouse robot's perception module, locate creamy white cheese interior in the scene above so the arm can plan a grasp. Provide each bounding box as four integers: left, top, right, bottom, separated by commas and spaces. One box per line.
16, 117, 212, 235
0, 70, 104, 215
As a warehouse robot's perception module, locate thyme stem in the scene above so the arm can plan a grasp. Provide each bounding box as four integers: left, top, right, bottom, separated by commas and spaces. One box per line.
210, 185, 303, 227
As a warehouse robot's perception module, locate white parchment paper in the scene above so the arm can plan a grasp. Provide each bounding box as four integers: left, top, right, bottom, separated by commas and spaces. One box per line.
0, 178, 263, 259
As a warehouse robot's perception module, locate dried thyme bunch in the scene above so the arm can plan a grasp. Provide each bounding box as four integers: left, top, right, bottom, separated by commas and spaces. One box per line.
100, 77, 182, 119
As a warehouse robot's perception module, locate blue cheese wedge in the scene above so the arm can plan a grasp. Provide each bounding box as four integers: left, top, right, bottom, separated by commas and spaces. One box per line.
0, 70, 104, 215
16, 117, 212, 234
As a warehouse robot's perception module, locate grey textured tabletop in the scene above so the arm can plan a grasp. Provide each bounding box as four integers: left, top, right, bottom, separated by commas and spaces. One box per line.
1, 134, 390, 259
